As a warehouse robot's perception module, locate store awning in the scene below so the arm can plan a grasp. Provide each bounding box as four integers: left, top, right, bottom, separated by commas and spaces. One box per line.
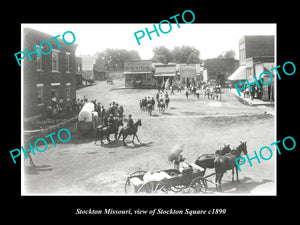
228, 66, 246, 81
123, 71, 152, 74
154, 73, 176, 77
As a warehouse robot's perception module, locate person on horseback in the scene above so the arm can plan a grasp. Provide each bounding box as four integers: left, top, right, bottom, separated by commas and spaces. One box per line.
156, 92, 159, 102
164, 91, 169, 99
107, 114, 115, 129
119, 105, 124, 118
147, 96, 152, 105
127, 114, 134, 129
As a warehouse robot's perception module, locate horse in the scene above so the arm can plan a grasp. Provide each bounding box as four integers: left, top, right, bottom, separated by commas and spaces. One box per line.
194, 144, 231, 174
94, 118, 123, 145
118, 119, 142, 146
146, 103, 153, 116
214, 141, 248, 192
139, 99, 147, 111
158, 100, 165, 114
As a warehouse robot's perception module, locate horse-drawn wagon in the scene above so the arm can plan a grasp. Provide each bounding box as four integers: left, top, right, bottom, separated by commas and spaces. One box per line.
124, 168, 215, 194
124, 141, 247, 194
76, 102, 99, 138
124, 144, 215, 194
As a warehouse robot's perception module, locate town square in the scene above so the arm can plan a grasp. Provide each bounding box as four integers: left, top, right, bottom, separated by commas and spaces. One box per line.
21, 24, 276, 195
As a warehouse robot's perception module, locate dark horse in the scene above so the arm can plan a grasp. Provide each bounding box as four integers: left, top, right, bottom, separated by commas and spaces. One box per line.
139, 99, 147, 111
146, 103, 153, 116
194, 144, 231, 174
214, 141, 248, 192
94, 118, 123, 145
118, 119, 142, 146
158, 100, 165, 114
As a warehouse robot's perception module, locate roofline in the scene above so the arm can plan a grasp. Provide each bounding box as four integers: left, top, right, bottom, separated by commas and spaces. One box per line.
124, 59, 152, 62
23, 27, 78, 48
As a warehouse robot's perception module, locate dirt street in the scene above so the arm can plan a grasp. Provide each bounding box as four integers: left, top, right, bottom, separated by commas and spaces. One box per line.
23, 80, 276, 195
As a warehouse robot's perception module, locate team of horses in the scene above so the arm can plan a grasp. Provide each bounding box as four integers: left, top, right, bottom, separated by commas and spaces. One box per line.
195, 141, 247, 191
94, 118, 142, 146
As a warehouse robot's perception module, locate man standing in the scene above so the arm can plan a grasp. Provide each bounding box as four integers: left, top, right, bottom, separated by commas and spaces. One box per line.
156, 91, 159, 102
170, 85, 174, 95
185, 90, 189, 100
151, 97, 155, 110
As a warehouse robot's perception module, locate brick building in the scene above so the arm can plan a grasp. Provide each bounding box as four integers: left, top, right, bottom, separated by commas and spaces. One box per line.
203, 59, 239, 86
23, 28, 78, 118
75, 56, 83, 87
239, 35, 274, 66
229, 35, 275, 101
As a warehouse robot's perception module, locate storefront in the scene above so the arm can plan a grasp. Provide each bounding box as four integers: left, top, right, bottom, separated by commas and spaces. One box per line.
153, 64, 176, 89
123, 60, 155, 88
254, 62, 274, 102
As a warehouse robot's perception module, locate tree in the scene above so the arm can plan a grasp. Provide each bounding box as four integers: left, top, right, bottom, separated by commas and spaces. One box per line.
96, 48, 141, 71
152, 46, 173, 64
216, 50, 236, 59
171, 45, 200, 64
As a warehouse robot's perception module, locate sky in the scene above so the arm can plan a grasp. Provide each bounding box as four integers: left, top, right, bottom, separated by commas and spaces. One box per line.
22, 23, 276, 60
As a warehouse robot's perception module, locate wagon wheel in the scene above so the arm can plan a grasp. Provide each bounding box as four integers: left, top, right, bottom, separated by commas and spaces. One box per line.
124, 171, 147, 194
169, 184, 188, 193
137, 181, 165, 194
188, 177, 208, 194
163, 169, 186, 193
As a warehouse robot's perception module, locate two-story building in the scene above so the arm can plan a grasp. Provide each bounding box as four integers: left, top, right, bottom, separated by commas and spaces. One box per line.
229, 35, 275, 101
123, 60, 155, 88
23, 27, 78, 118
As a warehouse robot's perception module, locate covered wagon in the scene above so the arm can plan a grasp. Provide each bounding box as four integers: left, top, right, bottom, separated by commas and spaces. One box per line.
76, 102, 98, 137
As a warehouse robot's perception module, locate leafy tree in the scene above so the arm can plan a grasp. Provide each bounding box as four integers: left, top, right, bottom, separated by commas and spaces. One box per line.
152, 46, 173, 64
171, 45, 200, 64
96, 48, 141, 71
216, 50, 236, 59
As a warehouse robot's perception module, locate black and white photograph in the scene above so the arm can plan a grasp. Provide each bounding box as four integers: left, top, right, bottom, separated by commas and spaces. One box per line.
4, 4, 298, 220
20, 23, 276, 196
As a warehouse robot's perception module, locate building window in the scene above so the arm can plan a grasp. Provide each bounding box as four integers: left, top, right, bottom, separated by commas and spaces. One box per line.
65, 83, 71, 101
66, 52, 70, 72
37, 84, 43, 105
51, 83, 60, 104
36, 45, 42, 71
52, 51, 59, 72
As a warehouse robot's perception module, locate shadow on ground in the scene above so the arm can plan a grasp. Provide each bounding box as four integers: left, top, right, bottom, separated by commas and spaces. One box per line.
205, 176, 273, 194
24, 165, 53, 175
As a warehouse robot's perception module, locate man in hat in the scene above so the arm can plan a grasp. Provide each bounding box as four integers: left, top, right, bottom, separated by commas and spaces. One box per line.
168, 144, 204, 173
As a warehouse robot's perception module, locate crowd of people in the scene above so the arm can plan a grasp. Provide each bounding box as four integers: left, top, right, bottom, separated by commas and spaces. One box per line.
182, 82, 222, 101
41, 94, 126, 123
42, 96, 88, 121
157, 81, 222, 101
